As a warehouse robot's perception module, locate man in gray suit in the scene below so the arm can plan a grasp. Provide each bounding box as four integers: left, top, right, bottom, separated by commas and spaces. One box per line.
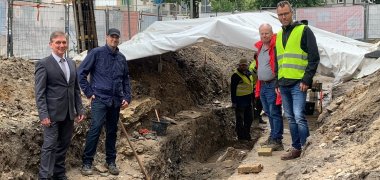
35, 31, 85, 180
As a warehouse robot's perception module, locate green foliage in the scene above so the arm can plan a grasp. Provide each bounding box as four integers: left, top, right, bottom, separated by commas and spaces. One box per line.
241, 0, 256, 11
211, 0, 234, 12
253, 0, 324, 9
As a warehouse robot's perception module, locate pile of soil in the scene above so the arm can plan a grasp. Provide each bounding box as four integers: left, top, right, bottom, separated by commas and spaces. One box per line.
277, 70, 380, 179
0, 40, 257, 179
3, 38, 378, 179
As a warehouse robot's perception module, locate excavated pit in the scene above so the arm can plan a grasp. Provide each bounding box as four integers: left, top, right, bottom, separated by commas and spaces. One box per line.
0, 41, 260, 179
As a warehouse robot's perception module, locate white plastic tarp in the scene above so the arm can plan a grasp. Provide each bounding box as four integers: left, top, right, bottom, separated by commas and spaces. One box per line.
118, 11, 380, 83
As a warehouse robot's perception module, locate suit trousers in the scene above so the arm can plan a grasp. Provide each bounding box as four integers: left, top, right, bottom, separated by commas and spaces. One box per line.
39, 113, 73, 179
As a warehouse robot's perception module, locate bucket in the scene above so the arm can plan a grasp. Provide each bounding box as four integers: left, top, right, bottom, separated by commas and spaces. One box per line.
305, 101, 315, 115
151, 119, 170, 136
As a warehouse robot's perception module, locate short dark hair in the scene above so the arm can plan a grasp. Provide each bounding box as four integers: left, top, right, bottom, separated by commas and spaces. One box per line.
50, 31, 66, 42
277, 1, 293, 12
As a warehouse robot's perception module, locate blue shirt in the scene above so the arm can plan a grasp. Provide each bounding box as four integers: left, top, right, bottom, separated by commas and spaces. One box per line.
78, 45, 132, 107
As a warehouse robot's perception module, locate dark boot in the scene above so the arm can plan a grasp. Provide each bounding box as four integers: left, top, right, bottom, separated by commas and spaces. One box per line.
264, 139, 284, 151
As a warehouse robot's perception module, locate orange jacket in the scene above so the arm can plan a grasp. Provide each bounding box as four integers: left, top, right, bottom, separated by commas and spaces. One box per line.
254, 34, 282, 105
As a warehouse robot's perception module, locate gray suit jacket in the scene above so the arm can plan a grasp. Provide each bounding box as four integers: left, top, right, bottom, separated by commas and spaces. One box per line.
35, 55, 83, 121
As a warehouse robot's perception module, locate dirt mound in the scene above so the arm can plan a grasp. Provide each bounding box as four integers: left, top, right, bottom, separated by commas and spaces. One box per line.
277, 70, 380, 179
0, 40, 258, 179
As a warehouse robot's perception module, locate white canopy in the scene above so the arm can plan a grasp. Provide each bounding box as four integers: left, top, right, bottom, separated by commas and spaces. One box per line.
118, 11, 380, 83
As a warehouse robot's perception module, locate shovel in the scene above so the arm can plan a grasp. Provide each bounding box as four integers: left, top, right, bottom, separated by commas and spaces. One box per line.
119, 119, 151, 180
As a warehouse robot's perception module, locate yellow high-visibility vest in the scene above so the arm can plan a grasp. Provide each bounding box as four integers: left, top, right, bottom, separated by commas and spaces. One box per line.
248, 61, 257, 85
276, 25, 308, 80
234, 70, 253, 96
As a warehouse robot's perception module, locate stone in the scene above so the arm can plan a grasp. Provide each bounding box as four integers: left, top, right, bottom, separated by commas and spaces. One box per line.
257, 147, 272, 156
326, 103, 339, 113
319, 143, 327, 148
162, 116, 178, 124
30, 111, 39, 116
99, 172, 109, 177
216, 147, 235, 162
94, 164, 108, 173
237, 164, 263, 174
346, 125, 357, 133
176, 110, 202, 119
332, 136, 340, 143
334, 126, 342, 132
123, 149, 133, 156
136, 146, 144, 154
213, 100, 221, 104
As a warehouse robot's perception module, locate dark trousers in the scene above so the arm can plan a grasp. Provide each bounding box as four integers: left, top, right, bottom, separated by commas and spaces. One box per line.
254, 98, 263, 120
235, 106, 253, 140
39, 115, 73, 179
82, 99, 120, 166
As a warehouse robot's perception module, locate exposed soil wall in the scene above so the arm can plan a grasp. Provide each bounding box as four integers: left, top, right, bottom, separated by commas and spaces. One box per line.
277, 70, 380, 179
0, 40, 257, 179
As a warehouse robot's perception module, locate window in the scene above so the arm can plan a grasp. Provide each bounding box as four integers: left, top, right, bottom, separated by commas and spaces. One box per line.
337, 0, 344, 3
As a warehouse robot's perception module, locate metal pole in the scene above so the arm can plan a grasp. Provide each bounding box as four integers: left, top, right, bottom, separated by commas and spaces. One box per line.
65, 3, 70, 59
7, 0, 13, 58
363, 2, 369, 40
127, 0, 131, 39
204, 0, 206, 13
105, 6, 109, 32
190, 0, 194, 18
157, 4, 160, 21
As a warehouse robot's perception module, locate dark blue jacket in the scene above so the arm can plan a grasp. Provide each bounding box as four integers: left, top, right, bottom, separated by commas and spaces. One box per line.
78, 45, 132, 107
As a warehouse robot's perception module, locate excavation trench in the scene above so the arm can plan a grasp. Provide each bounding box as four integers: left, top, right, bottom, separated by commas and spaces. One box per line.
144, 106, 259, 179
0, 41, 260, 179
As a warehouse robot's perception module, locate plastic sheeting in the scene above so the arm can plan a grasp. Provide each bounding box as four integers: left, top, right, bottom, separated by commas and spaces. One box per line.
118, 11, 380, 83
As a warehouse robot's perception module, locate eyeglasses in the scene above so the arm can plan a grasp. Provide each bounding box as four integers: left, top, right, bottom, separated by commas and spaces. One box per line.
278, 12, 291, 17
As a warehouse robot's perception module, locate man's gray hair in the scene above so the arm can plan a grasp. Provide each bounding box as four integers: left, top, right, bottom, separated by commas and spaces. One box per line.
259, 23, 273, 33
277, 1, 293, 12
50, 31, 67, 42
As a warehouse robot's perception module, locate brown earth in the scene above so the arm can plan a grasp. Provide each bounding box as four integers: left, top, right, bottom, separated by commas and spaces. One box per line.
1, 39, 379, 180
0, 40, 259, 179
277, 70, 380, 179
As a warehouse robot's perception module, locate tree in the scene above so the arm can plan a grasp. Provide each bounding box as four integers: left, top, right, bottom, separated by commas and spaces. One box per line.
253, 0, 324, 9
210, 0, 235, 12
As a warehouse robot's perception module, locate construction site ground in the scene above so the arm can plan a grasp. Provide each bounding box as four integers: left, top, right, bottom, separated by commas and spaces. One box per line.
0, 39, 380, 179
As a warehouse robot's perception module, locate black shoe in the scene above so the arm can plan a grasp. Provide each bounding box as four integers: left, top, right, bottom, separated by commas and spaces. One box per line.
259, 118, 267, 124
106, 163, 120, 175
81, 164, 93, 176
52, 175, 68, 180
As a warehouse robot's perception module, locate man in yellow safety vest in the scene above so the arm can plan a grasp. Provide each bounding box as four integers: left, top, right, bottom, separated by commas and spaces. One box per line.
231, 59, 254, 141
276, 1, 320, 160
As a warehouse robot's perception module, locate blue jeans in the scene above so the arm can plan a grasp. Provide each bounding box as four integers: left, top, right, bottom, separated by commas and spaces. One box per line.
82, 99, 120, 165
280, 82, 309, 150
260, 81, 283, 140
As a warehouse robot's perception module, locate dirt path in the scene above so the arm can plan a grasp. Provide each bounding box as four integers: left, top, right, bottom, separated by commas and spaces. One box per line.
228, 114, 320, 180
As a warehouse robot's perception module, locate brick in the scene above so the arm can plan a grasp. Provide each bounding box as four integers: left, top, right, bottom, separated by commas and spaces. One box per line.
257, 147, 273, 156
238, 164, 263, 174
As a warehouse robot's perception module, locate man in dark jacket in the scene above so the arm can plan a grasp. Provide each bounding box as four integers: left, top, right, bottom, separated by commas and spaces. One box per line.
275, 1, 320, 160
231, 59, 254, 141
78, 28, 132, 175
